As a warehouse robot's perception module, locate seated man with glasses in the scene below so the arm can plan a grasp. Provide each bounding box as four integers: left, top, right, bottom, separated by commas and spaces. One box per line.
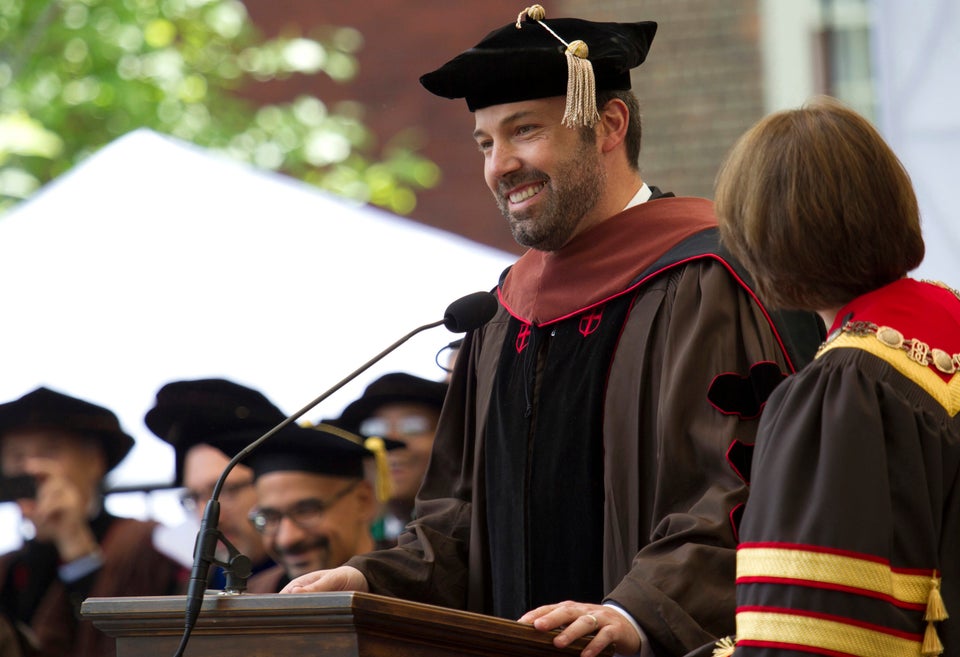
242, 422, 386, 593
145, 378, 285, 589
338, 373, 448, 546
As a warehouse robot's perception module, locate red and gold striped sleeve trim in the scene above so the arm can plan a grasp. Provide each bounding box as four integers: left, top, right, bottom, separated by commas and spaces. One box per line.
736, 607, 924, 657
737, 543, 933, 610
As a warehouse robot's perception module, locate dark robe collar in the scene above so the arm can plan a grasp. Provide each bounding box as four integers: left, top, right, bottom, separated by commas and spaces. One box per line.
498, 196, 718, 326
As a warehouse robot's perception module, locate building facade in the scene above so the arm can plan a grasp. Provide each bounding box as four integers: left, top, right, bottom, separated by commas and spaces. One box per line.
241, 0, 870, 255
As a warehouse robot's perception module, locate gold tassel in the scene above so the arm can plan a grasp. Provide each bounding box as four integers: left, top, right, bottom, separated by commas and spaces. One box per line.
514, 4, 599, 129
920, 573, 948, 657
925, 574, 949, 622
363, 436, 393, 503
516, 4, 546, 28
922, 622, 944, 657
562, 39, 599, 128
311, 422, 394, 503
712, 636, 736, 657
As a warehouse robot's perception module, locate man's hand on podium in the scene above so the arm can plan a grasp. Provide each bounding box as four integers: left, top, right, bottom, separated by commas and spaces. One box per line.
518, 601, 641, 657
280, 565, 370, 594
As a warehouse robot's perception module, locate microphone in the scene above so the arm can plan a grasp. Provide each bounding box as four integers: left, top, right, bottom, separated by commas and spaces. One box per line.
171, 290, 497, 657
443, 291, 498, 332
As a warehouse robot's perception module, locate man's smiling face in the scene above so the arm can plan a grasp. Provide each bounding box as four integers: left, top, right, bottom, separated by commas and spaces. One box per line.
474, 96, 605, 252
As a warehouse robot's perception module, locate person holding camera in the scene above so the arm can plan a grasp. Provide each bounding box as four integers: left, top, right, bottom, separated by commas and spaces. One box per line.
0, 387, 184, 657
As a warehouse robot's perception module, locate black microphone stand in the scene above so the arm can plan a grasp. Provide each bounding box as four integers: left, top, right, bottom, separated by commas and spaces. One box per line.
171, 317, 445, 657
171, 290, 497, 656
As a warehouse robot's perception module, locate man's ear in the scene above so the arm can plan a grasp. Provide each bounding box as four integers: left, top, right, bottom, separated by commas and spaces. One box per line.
598, 98, 629, 154
84, 439, 109, 483
354, 480, 378, 522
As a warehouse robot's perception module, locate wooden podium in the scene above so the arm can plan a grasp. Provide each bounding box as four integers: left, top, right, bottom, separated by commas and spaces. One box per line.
82, 591, 606, 657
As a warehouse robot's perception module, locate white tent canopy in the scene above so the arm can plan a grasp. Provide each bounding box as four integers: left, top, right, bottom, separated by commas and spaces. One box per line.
0, 129, 514, 550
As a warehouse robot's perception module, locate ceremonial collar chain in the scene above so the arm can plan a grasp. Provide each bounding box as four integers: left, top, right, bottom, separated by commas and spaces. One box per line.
816, 280, 960, 374
923, 279, 960, 302
819, 319, 960, 375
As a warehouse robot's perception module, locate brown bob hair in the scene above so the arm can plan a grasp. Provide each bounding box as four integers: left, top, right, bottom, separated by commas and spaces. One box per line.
714, 96, 924, 311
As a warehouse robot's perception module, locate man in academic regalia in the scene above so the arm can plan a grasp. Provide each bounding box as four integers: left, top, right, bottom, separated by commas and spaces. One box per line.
144, 378, 284, 589
280, 6, 824, 657
338, 372, 448, 545
240, 423, 386, 593
0, 387, 185, 657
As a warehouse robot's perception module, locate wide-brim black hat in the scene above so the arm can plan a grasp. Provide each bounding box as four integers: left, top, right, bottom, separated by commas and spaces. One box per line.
337, 373, 448, 434
420, 15, 657, 111
0, 386, 135, 473
145, 378, 288, 484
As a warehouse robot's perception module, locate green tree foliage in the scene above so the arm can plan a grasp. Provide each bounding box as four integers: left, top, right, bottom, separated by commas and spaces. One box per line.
0, 0, 440, 214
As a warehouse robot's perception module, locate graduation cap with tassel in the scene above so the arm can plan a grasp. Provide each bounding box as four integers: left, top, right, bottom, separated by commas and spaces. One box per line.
420, 4, 657, 128
266, 418, 402, 504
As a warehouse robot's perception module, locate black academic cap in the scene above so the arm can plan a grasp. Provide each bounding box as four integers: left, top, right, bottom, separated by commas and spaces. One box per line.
0, 386, 135, 473
242, 423, 375, 481
337, 373, 448, 434
420, 10, 657, 113
144, 378, 287, 484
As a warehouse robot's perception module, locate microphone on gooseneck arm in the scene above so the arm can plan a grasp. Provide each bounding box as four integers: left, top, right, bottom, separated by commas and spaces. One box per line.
170, 290, 498, 657
442, 290, 499, 332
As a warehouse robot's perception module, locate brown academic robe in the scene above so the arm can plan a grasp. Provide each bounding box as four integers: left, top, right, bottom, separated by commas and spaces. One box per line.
0, 515, 185, 657
349, 196, 823, 656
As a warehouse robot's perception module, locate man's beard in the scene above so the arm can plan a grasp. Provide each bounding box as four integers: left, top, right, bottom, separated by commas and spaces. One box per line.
276, 535, 331, 574
495, 137, 605, 252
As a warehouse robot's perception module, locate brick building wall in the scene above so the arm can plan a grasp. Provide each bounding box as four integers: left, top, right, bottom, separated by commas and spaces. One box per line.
241, 1, 765, 255
562, 1, 766, 202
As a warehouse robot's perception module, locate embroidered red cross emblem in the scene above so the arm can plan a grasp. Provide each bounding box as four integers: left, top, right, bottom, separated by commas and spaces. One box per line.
579, 309, 603, 336
515, 322, 531, 353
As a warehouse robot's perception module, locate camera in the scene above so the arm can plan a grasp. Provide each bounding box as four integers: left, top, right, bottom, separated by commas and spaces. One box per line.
0, 474, 37, 502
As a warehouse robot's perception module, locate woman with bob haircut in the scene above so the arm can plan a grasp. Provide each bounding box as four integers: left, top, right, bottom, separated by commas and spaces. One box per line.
712, 96, 960, 657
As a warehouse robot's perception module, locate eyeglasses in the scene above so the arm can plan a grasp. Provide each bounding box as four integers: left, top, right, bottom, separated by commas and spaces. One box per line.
180, 479, 253, 513
359, 415, 434, 438
247, 480, 360, 536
